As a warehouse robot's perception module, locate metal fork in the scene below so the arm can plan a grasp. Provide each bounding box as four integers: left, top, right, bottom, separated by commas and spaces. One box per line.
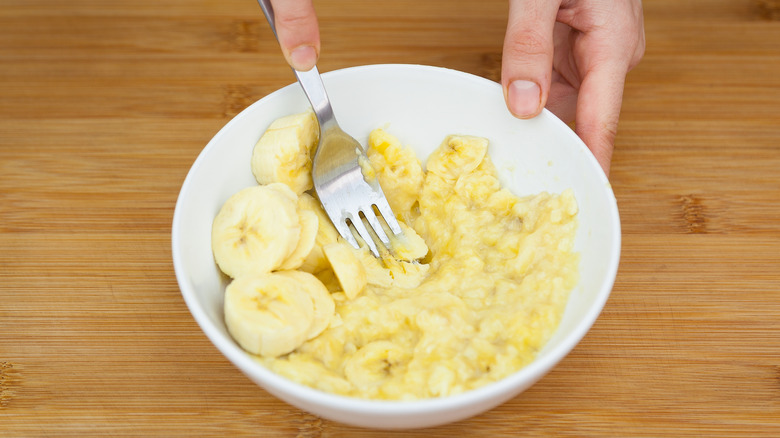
257, 0, 402, 257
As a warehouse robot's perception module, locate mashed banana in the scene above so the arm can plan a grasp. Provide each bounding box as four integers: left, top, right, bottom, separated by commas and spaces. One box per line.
257, 127, 580, 400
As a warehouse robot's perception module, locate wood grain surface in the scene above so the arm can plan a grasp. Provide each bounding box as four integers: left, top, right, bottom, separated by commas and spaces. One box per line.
1, 0, 779, 436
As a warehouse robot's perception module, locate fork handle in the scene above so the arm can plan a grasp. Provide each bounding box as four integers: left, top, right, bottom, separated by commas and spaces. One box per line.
256, 0, 338, 132
293, 68, 338, 133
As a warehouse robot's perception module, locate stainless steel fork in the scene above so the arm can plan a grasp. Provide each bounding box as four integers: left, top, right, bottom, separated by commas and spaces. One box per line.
257, 0, 403, 257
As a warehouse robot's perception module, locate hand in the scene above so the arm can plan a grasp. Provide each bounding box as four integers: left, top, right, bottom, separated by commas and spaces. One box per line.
502, 0, 645, 176
268, 0, 320, 71
266, 0, 644, 175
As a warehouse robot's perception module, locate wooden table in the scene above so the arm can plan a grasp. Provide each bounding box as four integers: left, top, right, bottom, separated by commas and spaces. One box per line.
2, 0, 779, 436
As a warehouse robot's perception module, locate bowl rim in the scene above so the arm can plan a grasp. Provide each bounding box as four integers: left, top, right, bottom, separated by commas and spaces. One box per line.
172, 63, 621, 417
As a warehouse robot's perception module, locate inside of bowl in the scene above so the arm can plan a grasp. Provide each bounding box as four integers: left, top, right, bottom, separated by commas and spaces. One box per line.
174, 89, 311, 337
173, 64, 620, 408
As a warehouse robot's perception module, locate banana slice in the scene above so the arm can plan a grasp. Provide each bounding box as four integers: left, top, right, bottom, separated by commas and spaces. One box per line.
262, 183, 319, 271
346, 233, 429, 289
298, 193, 340, 242
384, 258, 430, 289
224, 273, 314, 357
344, 340, 410, 391
323, 242, 367, 299
278, 209, 318, 270
275, 270, 335, 340
386, 221, 429, 262
313, 268, 342, 294
211, 184, 301, 278
426, 135, 489, 180
367, 128, 425, 217
354, 248, 393, 288
251, 110, 319, 195
264, 181, 299, 203
297, 193, 341, 274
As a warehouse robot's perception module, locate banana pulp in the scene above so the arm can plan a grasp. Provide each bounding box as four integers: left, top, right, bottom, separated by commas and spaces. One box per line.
212, 111, 579, 400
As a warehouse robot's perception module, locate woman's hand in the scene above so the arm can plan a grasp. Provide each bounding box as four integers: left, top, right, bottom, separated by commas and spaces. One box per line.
502, 0, 645, 175
268, 0, 320, 72
265, 0, 645, 176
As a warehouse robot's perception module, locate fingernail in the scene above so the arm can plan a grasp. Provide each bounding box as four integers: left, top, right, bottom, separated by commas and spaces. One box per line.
508, 80, 541, 118
289, 45, 317, 72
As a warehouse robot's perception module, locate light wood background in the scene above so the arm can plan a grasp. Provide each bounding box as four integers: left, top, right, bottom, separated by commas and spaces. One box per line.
1, 0, 779, 436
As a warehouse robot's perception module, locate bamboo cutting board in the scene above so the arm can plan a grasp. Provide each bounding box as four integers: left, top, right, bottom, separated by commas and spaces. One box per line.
1, 0, 779, 436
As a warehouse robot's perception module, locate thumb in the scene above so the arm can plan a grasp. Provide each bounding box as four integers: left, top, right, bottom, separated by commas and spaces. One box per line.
501, 0, 561, 118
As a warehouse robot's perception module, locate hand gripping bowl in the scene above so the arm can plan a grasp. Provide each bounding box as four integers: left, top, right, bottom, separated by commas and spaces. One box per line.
172, 64, 621, 429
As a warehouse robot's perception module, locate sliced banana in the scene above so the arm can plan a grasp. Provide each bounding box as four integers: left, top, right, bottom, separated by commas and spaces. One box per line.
264, 181, 299, 203
211, 184, 301, 278
386, 221, 429, 262
384, 258, 430, 289
278, 209, 318, 270
224, 273, 314, 357
297, 193, 340, 274
298, 193, 340, 243
367, 128, 425, 218
323, 242, 367, 299
313, 268, 343, 294
265, 183, 315, 269
344, 340, 410, 391
275, 270, 335, 340
354, 248, 393, 288
346, 233, 429, 289
425, 135, 488, 180
251, 110, 319, 195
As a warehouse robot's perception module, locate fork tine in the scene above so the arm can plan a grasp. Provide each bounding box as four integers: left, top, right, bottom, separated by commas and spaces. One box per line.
332, 213, 360, 250
373, 198, 403, 235
349, 212, 381, 257
362, 207, 391, 247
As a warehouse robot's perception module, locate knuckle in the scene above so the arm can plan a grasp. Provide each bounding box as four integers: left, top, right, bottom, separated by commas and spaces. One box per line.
633, 35, 646, 64
272, 1, 316, 31
276, 12, 313, 29
504, 28, 551, 59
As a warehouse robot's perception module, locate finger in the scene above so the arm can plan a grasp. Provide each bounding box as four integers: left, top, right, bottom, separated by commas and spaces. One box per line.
546, 71, 577, 123
546, 23, 578, 123
269, 0, 320, 71
574, 62, 627, 176
501, 0, 562, 118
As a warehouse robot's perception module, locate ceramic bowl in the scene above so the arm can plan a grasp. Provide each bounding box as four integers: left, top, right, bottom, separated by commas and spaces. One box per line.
172, 64, 621, 429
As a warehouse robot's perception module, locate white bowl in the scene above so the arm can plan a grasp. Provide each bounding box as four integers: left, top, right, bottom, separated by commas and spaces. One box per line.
172, 64, 620, 429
